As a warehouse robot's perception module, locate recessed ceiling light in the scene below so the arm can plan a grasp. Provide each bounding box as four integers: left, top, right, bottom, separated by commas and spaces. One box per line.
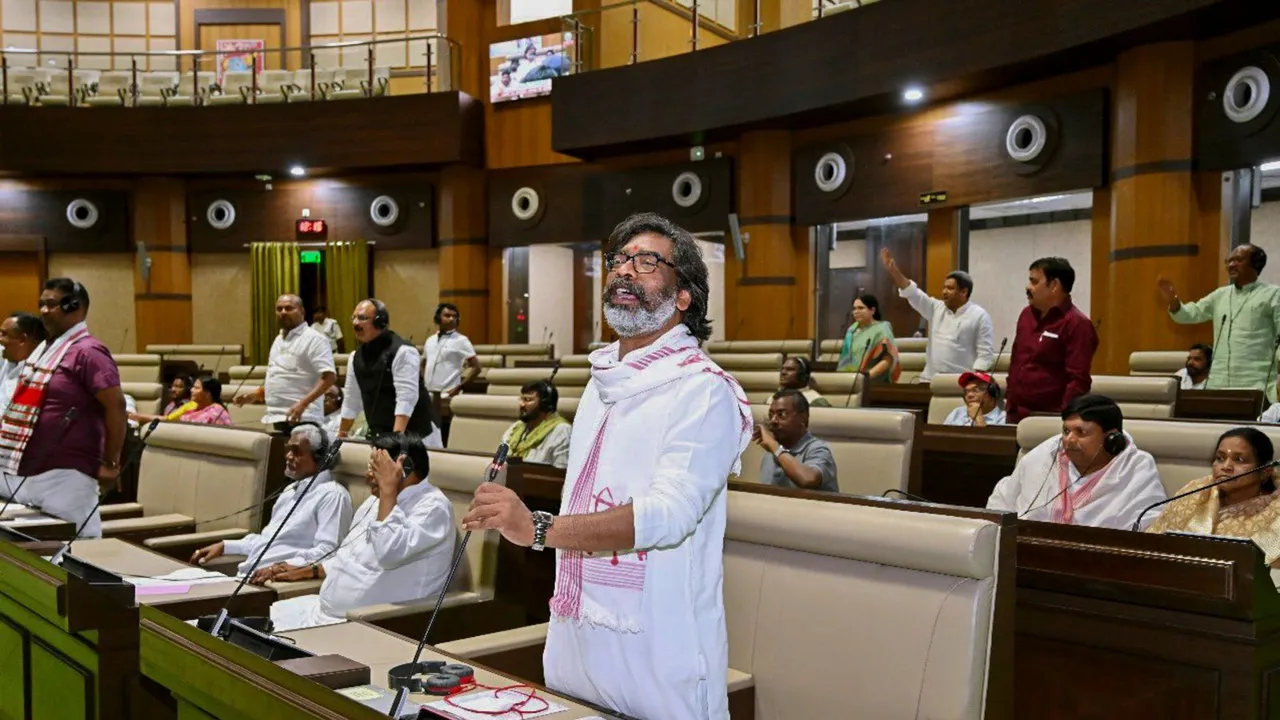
289, 166, 306, 177
1261, 160, 1280, 173
903, 87, 924, 103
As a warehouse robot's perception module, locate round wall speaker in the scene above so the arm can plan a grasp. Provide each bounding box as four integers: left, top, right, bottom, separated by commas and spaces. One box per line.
206, 199, 236, 230
1224, 65, 1271, 124
370, 195, 400, 227
1003, 109, 1059, 175
511, 186, 541, 221
814, 151, 849, 193
672, 170, 704, 209
66, 198, 99, 229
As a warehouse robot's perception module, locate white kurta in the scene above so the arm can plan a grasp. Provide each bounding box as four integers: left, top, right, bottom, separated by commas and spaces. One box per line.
222, 470, 353, 575
0, 360, 22, 415
269, 481, 455, 632
1175, 367, 1208, 390
423, 331, 477, 393
263, 324, 336, 424
897, 281, 997, 381
986, 432, 1167, 530
543, 328, 751, 720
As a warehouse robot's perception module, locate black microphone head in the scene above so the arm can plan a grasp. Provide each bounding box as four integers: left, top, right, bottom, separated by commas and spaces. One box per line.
493, 443, 509, 467
147, 418, 161, 432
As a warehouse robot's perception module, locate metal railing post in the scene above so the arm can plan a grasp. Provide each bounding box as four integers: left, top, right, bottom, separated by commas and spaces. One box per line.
573, 18, 583, 72
192, 55, 200, 105
250, 55, 257, 104
691, 0, 699, 51
310, 52, 317, 101
426, 42, 434, 92
2, 57, 7, 105
366, 43, 374, 96
630, 2, 639, 64
130, 56, 138, 106
752, 0, 762, 36
67, 54, 75, 107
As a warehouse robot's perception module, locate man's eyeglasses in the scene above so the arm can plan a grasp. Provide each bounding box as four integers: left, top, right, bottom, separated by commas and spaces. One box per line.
606, 251, 675, 275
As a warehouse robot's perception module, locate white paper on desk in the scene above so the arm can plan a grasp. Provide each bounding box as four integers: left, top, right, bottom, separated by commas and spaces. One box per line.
423, 690, 567, 720
124, 568, 234, 587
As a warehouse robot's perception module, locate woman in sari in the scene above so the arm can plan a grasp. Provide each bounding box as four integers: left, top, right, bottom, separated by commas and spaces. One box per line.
1147, 427, 1280, 564
130, 374, 195, 424
836, 294, 899, 383
177, 375, 233, 426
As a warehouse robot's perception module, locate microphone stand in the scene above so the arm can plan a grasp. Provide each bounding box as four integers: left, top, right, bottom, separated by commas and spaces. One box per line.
207, 438, 345, 638
50, 417, 161, 564
0, 407, 80, 522
1132, 459, 1280, 531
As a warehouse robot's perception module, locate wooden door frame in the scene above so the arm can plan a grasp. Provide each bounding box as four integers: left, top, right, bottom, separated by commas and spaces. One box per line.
193, 9, 292, 70
0, 235, 48, 282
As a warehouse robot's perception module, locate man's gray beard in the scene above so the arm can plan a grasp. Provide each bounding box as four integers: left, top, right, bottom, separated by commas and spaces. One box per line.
604, 292, 678, 338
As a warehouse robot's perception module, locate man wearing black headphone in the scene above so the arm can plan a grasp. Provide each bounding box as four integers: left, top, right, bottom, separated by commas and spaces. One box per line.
943, 371, 1006, 427
1161, 243, 1280, 402
0, 278, 127, 539
422, 302, 481, 447
501, 380, 571, 469
337, 299, 441, 447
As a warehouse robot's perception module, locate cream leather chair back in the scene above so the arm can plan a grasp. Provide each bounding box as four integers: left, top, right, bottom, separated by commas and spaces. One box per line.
473, 343, 554, 365
1016, 415, 1280, 496
809, 372, 863, 408
485, 368, 590, 397
115, 354, 162, 384
122, 382, 164, 414
817, 339, 842, 363
928, 373, 1009, 425
226, 396, 269, 430
895, 337, 928, 353
137, 424, 273, 532
728, 371, 781, 405
1089, 376, 1178, 419
710, 353, 784, 371
724, 491, 1004, 719
558, 354, 592, 368
1129, 351, 1185, 376
704, 340, 813, 357
738, 406, 915, 494
898, 352, 926, 383
146, 344, 244, 372
228, 365, 267, 381
447, 394, 581, 455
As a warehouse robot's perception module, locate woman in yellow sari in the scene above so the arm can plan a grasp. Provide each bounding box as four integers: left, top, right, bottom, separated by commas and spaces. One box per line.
1147, 428, 1280, 564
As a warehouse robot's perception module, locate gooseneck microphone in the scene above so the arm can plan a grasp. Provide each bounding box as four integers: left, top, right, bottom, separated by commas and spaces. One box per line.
843, 339, 873, 408
227, 364, 261, 408
50, 416, 160, 564
1214, 313, 1228, 388
206, 438, 345, 638
1131, 459, 1280, 532
386, 442, 509, 718
989, 337, 1008, 373
0, 408, 80, 522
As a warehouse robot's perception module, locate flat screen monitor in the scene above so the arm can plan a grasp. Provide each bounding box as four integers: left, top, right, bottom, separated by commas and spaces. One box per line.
489, 32, 575, 104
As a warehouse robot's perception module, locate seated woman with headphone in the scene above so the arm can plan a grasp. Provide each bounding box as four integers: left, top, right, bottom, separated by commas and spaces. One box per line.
986, 394, 1167, 529
772, 357, 831, 408
943, 371, 1006, 427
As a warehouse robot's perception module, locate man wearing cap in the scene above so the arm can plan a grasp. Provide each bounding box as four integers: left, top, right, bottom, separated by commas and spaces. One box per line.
944, 372, 1006, 427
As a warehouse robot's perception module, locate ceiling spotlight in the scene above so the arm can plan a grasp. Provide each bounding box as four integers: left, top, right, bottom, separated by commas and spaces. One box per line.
903, 87, 924, 103
1261, 160, 1280, 173
289, 166, 307, 177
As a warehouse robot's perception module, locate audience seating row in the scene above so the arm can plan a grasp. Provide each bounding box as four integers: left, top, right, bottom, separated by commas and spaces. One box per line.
122, 381, 164, 415
927, 373, 1180, 423
115, 353, 162, 383
146, 344, 244, 372
1129, 351, 1185, 377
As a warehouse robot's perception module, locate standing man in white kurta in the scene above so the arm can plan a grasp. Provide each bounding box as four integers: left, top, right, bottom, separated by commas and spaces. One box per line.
464, 212, 753, 720
880, 247, 996, 381
423, 302, 482, 447
986, 394, 1167, 529
234, 294, 336, 431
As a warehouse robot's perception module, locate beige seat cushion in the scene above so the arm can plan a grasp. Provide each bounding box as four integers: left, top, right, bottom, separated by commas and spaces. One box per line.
484, 368, 590, 398
447, 395, 581, 455
738, 406, 915, 495
809, 372, 863, 408
895, 337, 929, 353
705, 340, 813, 357
115, 354, 162, 383
135, 423, 273, 531
473, 344, 553, 361
1129, 350, 1185, 376
710, 353, 784, 371
927, 373, 1009, 425
728, 371, 782, 405
122, 382, 165, 415
897, 352, 927, 383
1090, 375, 1177, 419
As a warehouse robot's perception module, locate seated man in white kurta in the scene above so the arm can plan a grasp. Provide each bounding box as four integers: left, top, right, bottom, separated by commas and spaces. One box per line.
258, 432, 456, 631
987, 394, 1167, 530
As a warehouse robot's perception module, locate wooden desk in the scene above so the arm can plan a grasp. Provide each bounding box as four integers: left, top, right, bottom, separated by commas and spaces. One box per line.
1016, 522, 1280, 718
863, 382, 932, 412
499, 460, 567, 626
1175, 388, 1266, 422
1, 507, 76, 540
69, 538, 275, 620
917, 424, 1018, 507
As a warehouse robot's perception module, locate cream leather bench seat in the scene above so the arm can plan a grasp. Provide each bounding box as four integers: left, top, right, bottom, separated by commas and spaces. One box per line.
442, 491, 1009, 720
710, 352, 784, 371
738, 405, 916, 495
1017, 415, 1280, 496
898, 351, 926, 383
485, 368, 589, 398
895, 336, 928, 353
705, 339, 813, 357
558, 354, 592, 368
100, 424, 273, 548
226, 396, 270, 430
122, 382, 164, 415
228, 365, 267, 381
474, 354, 504, 380
447, 394, 581, 455
1090, 375, 1178, 419
809, 371, 864, 408
115, 354, 162, 384
728, 371, 782, 405
1129, 350, 1185, 376
473, 343, 554, 366
146, 344, 244, 373
928, 372, 1009, 424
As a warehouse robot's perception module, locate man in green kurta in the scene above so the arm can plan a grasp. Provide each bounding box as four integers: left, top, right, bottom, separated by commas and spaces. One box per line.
1159, 244, 1280, 401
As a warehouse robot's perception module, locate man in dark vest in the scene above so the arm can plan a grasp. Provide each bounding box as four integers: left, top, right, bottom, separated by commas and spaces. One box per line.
336, 299, 440, 447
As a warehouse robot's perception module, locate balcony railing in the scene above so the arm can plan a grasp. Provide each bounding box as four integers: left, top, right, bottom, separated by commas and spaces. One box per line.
0, 34, 459, 108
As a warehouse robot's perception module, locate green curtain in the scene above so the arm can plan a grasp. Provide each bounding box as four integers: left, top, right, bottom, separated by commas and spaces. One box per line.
325, 240, 370, 353
250, 242, 301, 364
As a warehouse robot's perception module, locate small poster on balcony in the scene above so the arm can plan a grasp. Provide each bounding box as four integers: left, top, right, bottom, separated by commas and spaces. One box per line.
215, 39, 266, 88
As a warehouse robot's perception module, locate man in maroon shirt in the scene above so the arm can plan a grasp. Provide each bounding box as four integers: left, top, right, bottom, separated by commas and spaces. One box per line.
1005, 257, 1099, 424
0, 278, 126, 538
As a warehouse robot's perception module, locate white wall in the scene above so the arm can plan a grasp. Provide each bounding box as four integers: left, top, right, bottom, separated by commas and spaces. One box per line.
527, 244, 575, 358
695, 239, 726, 342
968, 220, 1093, 345
1252, 201, 1280, 267
509, 0, 572, 24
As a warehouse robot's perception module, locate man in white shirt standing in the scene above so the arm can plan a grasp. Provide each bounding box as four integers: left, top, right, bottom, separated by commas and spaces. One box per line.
339, 299, 441, 447
463, 212, 753, 720
880, 247, 997, 381
310, 305, 344, 354
1175, 343, 1212, 390
190, 423, 352, 575
234, 294, 336, 431
0, 312, 46, 414
258, 432, 456, 632
423, 302, 482, 446
986, 394, 1167, 529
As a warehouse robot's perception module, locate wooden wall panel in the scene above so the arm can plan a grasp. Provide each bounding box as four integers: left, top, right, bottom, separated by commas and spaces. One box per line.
0, 187, 130, 253
133, 178, 192, 349
188, 176, 437, 252
488, 164, 591, 247
583, 158, 735, 239
795, 89, 1108, 224
180, 0, 304, 70
486, 99, 579, 169
437, 165, 490, 342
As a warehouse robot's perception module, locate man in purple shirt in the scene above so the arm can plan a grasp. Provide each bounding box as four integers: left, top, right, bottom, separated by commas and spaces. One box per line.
0, 278, 126, 538
1005, 257, 1099, 424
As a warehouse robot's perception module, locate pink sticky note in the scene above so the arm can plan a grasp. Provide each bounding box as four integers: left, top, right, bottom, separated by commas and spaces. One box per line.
135, 584, 192, 597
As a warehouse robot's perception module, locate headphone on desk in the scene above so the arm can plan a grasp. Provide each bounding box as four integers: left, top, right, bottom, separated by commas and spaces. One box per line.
388, 661, 475, 696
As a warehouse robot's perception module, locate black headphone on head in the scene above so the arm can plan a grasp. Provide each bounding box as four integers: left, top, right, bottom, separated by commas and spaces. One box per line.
1103, 428, 1127, 456
60, 280, 84, 313
790, 356, 812, 385
986, 377, 1002, 402
369, 299, 390, 330
289, 421, 332, 464
534, 379, 559, 414
397, 433, 416, 477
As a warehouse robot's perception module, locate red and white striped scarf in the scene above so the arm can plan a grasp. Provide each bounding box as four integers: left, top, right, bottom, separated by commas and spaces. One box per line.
549, 327, 752, 629
1050, 449, 1119, 525
0, 323, 90, 474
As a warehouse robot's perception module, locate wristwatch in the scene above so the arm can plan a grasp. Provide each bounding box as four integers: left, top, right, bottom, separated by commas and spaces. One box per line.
772, 446, 786, 458
531, 511, 555, 552
101, 459, 120, 470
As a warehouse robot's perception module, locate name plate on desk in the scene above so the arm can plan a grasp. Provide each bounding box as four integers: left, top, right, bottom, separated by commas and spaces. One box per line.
1175, 388, 1265, 422
863, 383, 932, 412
